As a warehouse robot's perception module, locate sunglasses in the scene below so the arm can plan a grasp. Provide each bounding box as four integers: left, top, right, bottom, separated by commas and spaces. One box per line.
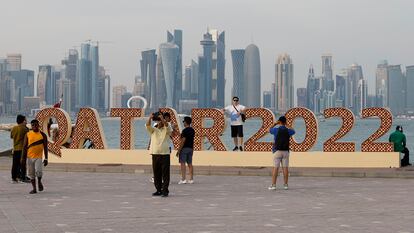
233, 99, 239, 102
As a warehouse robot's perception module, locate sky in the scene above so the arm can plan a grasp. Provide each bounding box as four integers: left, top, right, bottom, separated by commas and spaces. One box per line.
1, 0, 413, 105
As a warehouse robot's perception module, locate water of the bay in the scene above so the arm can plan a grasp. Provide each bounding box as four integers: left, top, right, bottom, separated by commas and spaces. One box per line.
1, 116, 413, 163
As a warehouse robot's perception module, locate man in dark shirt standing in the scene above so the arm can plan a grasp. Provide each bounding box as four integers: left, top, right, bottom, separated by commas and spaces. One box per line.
268, 116, 295, 190
10, 114, 29, 183
176, 116, 195, 184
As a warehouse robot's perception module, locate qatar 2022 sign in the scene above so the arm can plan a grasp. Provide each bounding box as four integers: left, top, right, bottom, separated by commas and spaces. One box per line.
34, 107, 393, 157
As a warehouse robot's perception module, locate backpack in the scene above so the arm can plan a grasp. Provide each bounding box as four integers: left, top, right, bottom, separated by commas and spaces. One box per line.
275, 127, 290, 151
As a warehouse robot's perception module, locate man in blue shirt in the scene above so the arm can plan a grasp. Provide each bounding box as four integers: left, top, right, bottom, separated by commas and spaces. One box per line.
268, 116, 295, 190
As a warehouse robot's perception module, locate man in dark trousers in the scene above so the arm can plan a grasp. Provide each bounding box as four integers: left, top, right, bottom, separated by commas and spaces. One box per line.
10, 114, 29, 183
389, 126, 411, 167
176, 116, 195, 184
268, 116, 295, 190
146, 112, 172, 197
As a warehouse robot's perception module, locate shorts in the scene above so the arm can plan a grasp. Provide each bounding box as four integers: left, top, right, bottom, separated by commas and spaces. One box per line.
179, 148, 193, 164
273, 150, 289, 168
231, 125, 244, 138
27, 158, 43, 179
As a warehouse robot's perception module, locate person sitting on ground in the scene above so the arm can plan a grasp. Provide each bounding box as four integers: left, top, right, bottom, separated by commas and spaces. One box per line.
268, 116, 295, 191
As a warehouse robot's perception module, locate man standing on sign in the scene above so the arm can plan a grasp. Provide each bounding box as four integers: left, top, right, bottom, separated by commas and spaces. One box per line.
223, 96, 246, 151
22, 120, 48, 194
268, 116, 295, 191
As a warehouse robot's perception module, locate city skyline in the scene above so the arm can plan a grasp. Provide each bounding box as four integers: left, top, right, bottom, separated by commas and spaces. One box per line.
1, 0, 413, 106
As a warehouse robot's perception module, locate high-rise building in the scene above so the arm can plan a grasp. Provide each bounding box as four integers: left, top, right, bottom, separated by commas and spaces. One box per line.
357, 79, 367, 115
406, 65, 414, 113
263, 91, 272, 108
48, 66, 61, 105
208, 29, 225, 108
321, 54, 334, 92
6, 54, 22, 71
183, 65, 192, 99
160, 42, 179, 108
0, 75, 16, 114
388, 65, 404, 116
375, 60, 388, 107
167, 29, 183, 108
297, 88, 307, 107
244, 44, 261, 107
57, 78, 71, 113
62, 49, 78, 112
306, 65, 320, 112
275, 54, 294, 112
198, 31, 214, 108
121, 92, 133, 108
3, 70, 34, 112
76, 42, 99, 110
156, 56, 167, 108
190, 60, 199, 99
112, 85, 127, 108
140, 49, 157, 109
335, 69, 347, 107
347, 63, 364, 114
231, 49, 245, 101
37, 65, 52, 105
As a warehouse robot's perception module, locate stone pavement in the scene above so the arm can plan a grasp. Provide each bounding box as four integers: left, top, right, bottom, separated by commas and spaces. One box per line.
1, 171, 414, 233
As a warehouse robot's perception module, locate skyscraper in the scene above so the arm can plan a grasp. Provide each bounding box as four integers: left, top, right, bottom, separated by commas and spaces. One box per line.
159, 42, 179, 108
62, 49, 78, 112
275, 54, 294, 112
5, 70, 34, 111
297, 88, 307, 107
263, 91, 272, 108
357, 79, 367, 114
77, 42, 99, 110
140, 49, 157, 109
388, 65, 404, 116
208, 29, 225, 108
6, 54, 22, 71
167, 29, 183, 108
347, 63, 364, 114
183, 65, 192, 99
306, 65, 320, 112
406, 66, 414, 113
244, 44, 261, 107
231, 49, 245, 101
375, 60, 388, 107
321, 54, 334, 92
198, 31, 214, 108
112, 85, 127, 108
37, 65, 52, 105
190, 60, 199, 99
335, 69, 347, 107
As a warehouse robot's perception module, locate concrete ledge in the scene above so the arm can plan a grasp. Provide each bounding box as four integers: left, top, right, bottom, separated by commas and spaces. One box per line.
49, 149, 400, 168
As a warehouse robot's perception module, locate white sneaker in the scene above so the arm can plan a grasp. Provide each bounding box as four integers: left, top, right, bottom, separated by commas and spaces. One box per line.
268, 185, 276, 190
187, 180, 194, 184
284, 184, 288, 190
150, 177, 154, 183
178, 180, 187, 184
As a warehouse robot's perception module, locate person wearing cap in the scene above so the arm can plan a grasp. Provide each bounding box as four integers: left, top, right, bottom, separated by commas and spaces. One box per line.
223, 96, 246, 151
268, 116, 295, 191
389, 125, 411, 166
21, 119, 48, 194
176, 116, 195, 184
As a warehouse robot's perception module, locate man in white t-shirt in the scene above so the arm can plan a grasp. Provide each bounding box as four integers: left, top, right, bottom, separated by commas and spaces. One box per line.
223, 96, 246, 151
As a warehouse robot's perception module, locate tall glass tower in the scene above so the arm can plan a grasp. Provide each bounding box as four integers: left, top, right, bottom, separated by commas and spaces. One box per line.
244, 44, 261, 108
275, 53, 294, 112
159, 43, 179, 108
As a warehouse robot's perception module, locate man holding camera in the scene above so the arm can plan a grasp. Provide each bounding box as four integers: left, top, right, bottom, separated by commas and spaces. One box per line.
146, 112, 173, 197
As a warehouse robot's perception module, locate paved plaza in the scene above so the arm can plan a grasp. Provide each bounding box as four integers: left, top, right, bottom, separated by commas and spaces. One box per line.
1, 171, 414, 233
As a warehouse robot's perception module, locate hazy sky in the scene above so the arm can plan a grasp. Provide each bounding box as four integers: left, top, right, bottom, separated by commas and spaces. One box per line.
1, 0, 413, 105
